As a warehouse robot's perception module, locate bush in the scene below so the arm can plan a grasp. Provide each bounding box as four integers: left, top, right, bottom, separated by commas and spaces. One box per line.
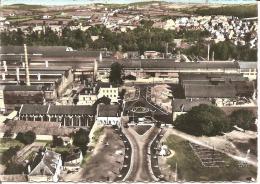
16, 131, 36, 145
229, 109, 256, 130
174, 104, 231, 136
1, 146, 20, 165
52, 135, 64, 147
4, 163, 26, 174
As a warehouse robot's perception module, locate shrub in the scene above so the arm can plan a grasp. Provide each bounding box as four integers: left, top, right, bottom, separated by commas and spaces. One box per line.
16, 131, 36, 145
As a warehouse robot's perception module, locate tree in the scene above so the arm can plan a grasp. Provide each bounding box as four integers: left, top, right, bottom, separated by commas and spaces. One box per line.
173, 104, 231, 136
72, 128, 89, 153
16, 131, 36, 145
229, 109, 256, 130
1, 146, 20, 165
109, 62, 124, 85
52, 135, 64, 147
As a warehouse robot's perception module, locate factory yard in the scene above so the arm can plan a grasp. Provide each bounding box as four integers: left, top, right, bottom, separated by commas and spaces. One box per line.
159, 134, 257, 182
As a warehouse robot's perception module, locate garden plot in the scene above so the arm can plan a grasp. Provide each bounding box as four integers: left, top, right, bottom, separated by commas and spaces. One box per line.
189, 142, 226, 167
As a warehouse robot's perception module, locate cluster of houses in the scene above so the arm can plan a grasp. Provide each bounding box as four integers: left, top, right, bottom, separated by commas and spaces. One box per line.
159, 16, 257, 47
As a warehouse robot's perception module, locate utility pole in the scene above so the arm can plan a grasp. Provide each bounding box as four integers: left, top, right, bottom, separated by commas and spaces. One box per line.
207, 44, 210, 61
175, 162, 178, 181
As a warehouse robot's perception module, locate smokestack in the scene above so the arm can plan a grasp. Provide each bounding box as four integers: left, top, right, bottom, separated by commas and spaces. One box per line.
2, 73, 5, 80
24, 44, 31, 86
99, 52, 102, 62
45, 60, 49, 68
37, 73, 41, 81
207, 44, 210, 61
93, 59, 98, 82
16, 67, 20, 82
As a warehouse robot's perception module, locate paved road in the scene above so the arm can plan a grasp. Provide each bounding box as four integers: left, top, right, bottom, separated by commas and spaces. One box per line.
124, 84, 173, 124
123, 125, 160, 182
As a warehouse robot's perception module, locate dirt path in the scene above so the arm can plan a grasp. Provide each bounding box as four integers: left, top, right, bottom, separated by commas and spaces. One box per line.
61, 127, 125, 182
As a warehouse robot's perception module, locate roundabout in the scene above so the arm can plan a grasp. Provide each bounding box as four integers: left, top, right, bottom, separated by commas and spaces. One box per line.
131, 106, 150, 114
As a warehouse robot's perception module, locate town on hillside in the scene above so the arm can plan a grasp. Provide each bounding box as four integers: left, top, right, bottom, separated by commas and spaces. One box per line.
0, 0, 258, 182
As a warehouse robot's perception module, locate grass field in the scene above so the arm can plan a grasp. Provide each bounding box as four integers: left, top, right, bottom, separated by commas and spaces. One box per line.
165, 135, 257, 182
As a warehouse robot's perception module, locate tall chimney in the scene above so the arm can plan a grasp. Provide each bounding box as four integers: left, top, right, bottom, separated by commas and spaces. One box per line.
45, 60, 48, 68
37, 73, 41, 81
2, 73, 5, 80
207, 44, 210, 61
4, 64, 7, 72
16, 67, 20, 82
99, 52, 102, 62
24, 44, 31, 86
93, 59, 98, 82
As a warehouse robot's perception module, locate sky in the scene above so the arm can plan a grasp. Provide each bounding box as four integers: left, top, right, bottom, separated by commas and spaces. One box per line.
1, 0, 257, 6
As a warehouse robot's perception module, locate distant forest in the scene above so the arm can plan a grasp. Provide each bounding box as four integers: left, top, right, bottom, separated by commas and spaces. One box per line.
194, 5, 257, 18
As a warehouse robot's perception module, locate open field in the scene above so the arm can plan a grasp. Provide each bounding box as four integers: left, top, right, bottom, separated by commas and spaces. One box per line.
163, 134, 257, 182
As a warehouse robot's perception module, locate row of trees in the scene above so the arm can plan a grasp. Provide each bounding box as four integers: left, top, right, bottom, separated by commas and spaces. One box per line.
183, 40, 257, 61
0, 22, 211, 54
173, 104, 256, 136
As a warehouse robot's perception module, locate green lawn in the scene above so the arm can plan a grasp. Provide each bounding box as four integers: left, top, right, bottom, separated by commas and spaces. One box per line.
0, 139, 24, 150
165, 135, 257, 182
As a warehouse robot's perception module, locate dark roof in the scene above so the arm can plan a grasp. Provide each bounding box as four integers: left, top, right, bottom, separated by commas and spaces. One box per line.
48, 105, 95, 115
4, 85, 43, 91
0, 46, 102, 58
64, 149, 82, 163
179, 73, 247, 85
98, 60, 240, 70
238, 62, 257, 69
172, 99, 212, 112
20, 104, 48, 115
98, 104, 120, 117
19, 105, 95, 115
184, 84, 237, 98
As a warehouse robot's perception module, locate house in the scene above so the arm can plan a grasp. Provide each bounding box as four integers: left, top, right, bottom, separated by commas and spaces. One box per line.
77, 87, 98, 106
28, 149, 62, 182
96, 104, 121, 126
63, 149, 83, 171
97, 83, 119, 103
